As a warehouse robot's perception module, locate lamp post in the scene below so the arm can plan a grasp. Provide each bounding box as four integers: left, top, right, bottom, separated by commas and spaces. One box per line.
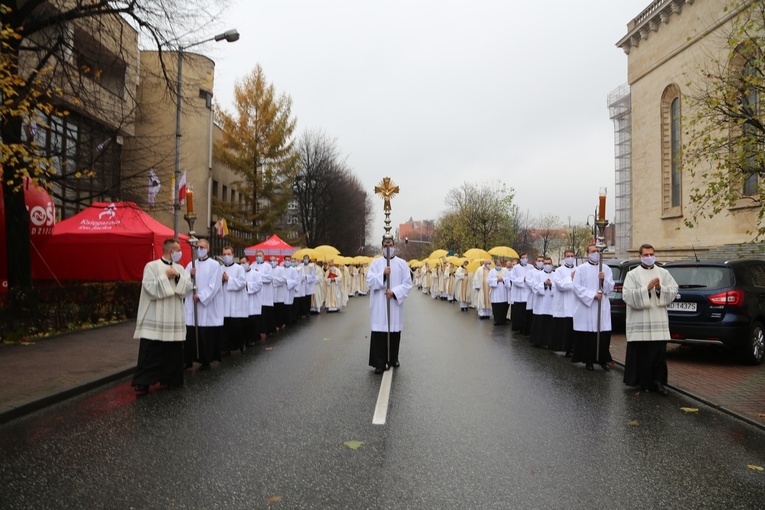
173, 29, 240, 238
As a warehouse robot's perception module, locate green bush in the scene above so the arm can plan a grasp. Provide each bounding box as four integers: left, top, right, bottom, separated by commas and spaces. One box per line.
0, 281, 141, 341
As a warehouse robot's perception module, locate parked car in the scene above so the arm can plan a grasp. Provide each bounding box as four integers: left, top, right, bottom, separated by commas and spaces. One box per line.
662, 259, 765, 365
605, 259, 642, 330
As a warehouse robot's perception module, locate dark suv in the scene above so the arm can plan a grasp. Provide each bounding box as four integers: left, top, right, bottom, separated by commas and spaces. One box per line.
662, 259, 765, 365
605, 259, 642, 330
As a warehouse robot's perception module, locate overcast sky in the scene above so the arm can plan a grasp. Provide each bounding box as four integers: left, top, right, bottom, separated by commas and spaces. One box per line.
204, 0, 649, 245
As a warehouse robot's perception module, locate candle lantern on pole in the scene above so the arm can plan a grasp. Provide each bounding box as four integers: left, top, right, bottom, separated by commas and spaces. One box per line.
594, 187, 609, 362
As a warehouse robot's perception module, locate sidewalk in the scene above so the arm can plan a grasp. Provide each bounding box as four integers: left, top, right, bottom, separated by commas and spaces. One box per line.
0, 321, 137, 424
1, 323, 764, 431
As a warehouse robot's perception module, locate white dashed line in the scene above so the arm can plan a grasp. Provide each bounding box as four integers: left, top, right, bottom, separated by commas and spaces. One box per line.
372, 368, 393, 425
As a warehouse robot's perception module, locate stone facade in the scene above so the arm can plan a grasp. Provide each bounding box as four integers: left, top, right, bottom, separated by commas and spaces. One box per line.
617, 0, 762, 260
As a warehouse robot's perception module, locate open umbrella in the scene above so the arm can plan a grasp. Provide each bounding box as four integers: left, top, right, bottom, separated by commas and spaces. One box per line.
488, 246, 519, 259
428, 249, 448, 260
293, 247, 319, 260
463, 248, 492, 261
446, 255, 462, 266
314, 245, 341, 256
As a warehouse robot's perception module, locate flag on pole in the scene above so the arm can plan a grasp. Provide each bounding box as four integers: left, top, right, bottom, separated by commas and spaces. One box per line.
178, 170, 187, 204
148, 169, 161, 207
215, 218, 229, 238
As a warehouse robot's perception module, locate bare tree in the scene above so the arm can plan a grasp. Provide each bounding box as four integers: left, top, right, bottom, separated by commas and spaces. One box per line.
534, 213, 564, 257
443, 181, 516, 250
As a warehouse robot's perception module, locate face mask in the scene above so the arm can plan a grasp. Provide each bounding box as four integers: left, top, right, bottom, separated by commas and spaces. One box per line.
520, 258, 528, 265
641, 255, 656, 267
303, 259, 309, 266
535, 261, 544, 269
565, 257, 575, 266
384, 247, 395, 258
171, 251, 182, 263
496, 266, 502, 271
270, 260, 277, 268
241, 262, 249, 271
256, 256, 264, 264
544, 264, 553, 273
284, 261, 291, 267
197, 248, 208, 259
223, 255, 234, 265
588, 251, 600, 263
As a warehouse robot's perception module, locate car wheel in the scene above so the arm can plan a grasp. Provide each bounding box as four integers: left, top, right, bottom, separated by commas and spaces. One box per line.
741, 321, 765, 365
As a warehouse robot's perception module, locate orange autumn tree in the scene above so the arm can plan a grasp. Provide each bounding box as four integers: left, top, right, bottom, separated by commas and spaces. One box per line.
214, 64, 299, 249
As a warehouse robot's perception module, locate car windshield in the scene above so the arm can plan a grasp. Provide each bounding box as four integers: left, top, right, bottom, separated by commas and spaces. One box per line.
665, 266, 734, 290
607, 265, 623, 281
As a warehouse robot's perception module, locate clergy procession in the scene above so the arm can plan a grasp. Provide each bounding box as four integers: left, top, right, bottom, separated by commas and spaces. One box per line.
410, 242, 675, 394
131, 240, 373, 394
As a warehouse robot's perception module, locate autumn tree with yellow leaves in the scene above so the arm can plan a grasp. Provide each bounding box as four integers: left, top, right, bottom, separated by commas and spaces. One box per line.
214, 64, 299, 248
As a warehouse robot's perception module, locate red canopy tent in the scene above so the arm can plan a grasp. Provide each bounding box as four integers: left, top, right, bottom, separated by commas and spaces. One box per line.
244, 234, 297, 258
32, 202, 192, 281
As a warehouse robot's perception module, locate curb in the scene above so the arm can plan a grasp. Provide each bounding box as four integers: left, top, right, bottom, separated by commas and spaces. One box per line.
0, 364, 135, 425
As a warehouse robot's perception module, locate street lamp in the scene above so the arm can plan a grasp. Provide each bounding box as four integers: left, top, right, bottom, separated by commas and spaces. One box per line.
173, 29, 240, 238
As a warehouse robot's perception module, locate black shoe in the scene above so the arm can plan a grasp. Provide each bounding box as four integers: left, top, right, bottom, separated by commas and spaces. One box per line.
199, 363, 211, 371
654, 382, 669, 396
585, 363, 594, 371
374, 367, 384, 374
134, 385, 149, 394
564, 351, 572, 358
600, 362, 610, 372
391, 360, 400, 368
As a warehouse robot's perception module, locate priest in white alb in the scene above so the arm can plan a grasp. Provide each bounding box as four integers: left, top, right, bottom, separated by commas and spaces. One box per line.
487, 260, 510, 325
367, 237, 413, 374
184, 239, 223, 371
132, 239, 193, 393
622, 244, 678, 395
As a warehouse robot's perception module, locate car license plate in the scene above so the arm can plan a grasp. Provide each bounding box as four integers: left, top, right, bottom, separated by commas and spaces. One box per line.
669, 301, 697, 312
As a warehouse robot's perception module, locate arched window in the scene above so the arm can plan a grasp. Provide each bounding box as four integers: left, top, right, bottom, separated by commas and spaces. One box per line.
661, 84, 682, 212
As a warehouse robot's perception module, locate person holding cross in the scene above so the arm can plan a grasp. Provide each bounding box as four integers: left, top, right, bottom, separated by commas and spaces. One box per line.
367, 237, 412, 374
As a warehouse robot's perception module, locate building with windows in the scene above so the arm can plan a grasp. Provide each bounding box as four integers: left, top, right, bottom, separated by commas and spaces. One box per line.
397, 217, 434, 244
616, 0, 763, 259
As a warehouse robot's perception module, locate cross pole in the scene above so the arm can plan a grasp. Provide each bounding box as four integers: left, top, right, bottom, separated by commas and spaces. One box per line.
375, 177, 399, 369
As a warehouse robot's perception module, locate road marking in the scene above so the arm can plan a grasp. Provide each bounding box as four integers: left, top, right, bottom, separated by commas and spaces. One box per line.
372, 368, 393, 425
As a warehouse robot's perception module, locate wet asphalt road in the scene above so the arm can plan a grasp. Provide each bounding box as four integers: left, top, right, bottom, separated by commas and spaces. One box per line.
2, 293, 765, 509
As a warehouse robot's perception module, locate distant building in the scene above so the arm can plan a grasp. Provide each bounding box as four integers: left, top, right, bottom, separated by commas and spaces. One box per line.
398, 217, 434, 244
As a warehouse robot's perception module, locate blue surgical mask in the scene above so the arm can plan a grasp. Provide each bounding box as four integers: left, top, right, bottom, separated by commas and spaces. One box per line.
303, 259, 309, 266
256, 256, 264, 264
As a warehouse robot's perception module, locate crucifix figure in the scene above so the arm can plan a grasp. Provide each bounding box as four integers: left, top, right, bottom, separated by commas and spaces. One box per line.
375, 177, 399, 212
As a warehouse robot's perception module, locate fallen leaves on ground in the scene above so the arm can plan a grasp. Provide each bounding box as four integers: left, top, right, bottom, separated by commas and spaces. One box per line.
343, 440, 364, 450
756, 413, 765, 418
747, 465, 764, 472
323, 338, 331, 341
680, 407, 699, 413
628, 420, 639, 426
266, 495, 282, 503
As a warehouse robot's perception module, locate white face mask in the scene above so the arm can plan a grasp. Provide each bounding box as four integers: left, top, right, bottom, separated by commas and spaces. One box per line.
197, 247, 208, 259
384, 247, 395, 258
270, 260, 277, 268
520, 258, 528, 265
641, 255, 656, 267
588, 251, 600, 263
171, 250, 183, 263
535, 261, 544, 269
564, 257, 575, 266
544, 264, 553, 273
241, 262, 249, 271
223, 255, 234, 265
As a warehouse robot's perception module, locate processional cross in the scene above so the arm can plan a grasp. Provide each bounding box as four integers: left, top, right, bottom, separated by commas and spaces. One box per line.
375, 177, 399, 212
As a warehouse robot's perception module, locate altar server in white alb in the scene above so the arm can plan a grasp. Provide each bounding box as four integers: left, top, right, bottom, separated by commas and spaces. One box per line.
367, 238, 413, 374
487, 260, 510, 325
184, 239, 223, 371
242, 256, 263, 346
551, 250, 577, 355
221, 246, 247, 355
530, 257, 556, 348
132, 239, 193, 394
253, 250, 274, 340
572, 244, 615, 371
622, 244, 678, 395
509, 254, 531, 332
